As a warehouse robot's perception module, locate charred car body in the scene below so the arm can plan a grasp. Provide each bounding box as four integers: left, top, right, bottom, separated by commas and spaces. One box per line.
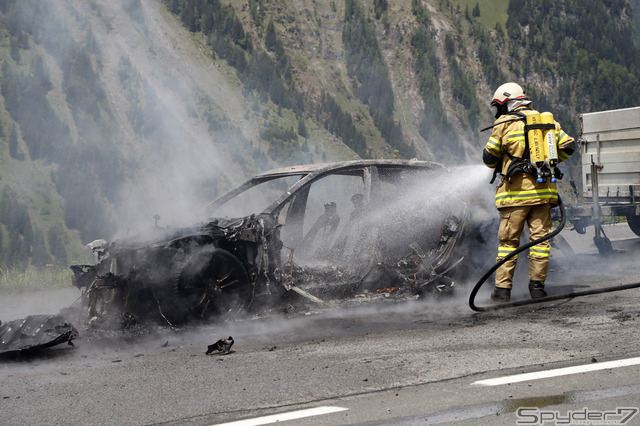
71, 160, 492, 326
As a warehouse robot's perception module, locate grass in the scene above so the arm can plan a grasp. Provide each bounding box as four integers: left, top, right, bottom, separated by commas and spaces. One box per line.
602, 216, 627, 224
455, 0, 509, 29
0, 266, 74, 294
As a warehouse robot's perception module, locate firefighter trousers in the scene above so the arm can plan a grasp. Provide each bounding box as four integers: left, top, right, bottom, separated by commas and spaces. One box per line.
495, 204, 552, 289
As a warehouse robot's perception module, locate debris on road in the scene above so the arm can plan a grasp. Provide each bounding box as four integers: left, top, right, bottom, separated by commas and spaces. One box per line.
206, 336, 234, 355
0, 315, 78, 356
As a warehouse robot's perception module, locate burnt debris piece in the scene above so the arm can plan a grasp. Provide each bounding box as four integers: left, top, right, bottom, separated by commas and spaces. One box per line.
0, 315, 78, 356
206, 336, 234, 355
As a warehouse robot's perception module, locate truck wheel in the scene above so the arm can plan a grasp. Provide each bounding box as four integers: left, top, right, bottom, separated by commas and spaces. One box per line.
627, 215, 640, 237
168, 248, 252, 323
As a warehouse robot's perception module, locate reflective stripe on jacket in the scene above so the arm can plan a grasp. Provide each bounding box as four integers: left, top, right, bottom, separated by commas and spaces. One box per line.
482, 108, 575, 209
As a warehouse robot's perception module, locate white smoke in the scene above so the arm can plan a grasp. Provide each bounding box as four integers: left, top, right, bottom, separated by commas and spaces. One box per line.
68, 0, 257, 235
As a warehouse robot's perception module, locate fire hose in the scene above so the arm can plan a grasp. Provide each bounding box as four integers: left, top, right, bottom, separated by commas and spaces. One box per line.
469, 195, 640, 311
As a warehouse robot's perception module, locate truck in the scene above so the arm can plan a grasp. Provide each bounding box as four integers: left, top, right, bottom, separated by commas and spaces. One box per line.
562, 106, 640, 254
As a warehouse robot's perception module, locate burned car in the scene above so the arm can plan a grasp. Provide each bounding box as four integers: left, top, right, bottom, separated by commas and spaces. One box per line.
71, 160, 492, 326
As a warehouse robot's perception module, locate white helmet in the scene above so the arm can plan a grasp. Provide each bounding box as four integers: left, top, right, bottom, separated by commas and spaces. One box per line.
490, 82, 528, 118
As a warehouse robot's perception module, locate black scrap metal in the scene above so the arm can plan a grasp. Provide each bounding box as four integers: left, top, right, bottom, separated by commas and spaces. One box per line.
206, 336, 234, 354
0, 315, 78, 356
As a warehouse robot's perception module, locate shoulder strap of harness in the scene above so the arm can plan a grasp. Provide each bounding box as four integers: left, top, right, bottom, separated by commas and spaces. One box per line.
480, 118, 519, 133
484, 111, 527, 185
479, 111, 528, 132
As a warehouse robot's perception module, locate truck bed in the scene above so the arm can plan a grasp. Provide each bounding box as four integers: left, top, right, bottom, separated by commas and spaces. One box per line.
580, 106, 640, 203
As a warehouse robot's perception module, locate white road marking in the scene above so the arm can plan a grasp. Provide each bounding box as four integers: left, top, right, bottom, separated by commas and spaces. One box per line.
212, 406, 349, 426
472, 356, 640, 386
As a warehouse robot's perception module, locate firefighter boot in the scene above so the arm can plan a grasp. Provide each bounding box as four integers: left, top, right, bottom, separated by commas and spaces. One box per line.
528, 280, 547, 299
491, 287, 511, 302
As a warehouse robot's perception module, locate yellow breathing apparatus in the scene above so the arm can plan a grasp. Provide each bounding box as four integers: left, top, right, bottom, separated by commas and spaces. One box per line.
525, 111, 558, 183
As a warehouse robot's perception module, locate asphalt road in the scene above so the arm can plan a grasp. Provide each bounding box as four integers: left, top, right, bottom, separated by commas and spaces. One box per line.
1, 223, 640, 425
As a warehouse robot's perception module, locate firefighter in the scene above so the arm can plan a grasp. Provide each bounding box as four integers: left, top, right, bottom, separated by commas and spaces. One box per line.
482, 82, 576, 301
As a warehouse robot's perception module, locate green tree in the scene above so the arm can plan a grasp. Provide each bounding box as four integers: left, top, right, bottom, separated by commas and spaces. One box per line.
374, 0, 388, 19
410, 12, 453, 148
47, 224, 68, 267
265, 20, 278, 52
9, 36, 20, 63
319, 91, 367, 157
472, 2, 480, 17
9, 125, 23, 160
249, 0, 264, 26
31, 227, 52, 267
5, 228, 26, 269
343, 0, 414, 157
297, 117, 309, 138
477, 29, 506, 88
0, 186, 39, 266
444, 33, 456, 56
0, 227, 4, 266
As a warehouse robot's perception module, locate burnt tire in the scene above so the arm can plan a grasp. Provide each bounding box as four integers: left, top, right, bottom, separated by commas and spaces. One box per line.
627, 215, 640, 238
167, 248, 252, 323
550, 234, 576, 261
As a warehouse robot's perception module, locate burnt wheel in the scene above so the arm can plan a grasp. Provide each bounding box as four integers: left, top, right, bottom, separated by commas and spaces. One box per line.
627, 215, 640, 237
550, 234, 575, 260
168, 248, 252, 322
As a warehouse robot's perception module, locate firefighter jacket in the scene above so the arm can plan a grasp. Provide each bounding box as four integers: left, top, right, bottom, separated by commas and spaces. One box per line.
482, 107, 575, 209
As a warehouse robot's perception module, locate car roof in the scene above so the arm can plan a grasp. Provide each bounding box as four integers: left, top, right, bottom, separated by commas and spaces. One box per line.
255, 159, 444, 179
205, 159, 446, 215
